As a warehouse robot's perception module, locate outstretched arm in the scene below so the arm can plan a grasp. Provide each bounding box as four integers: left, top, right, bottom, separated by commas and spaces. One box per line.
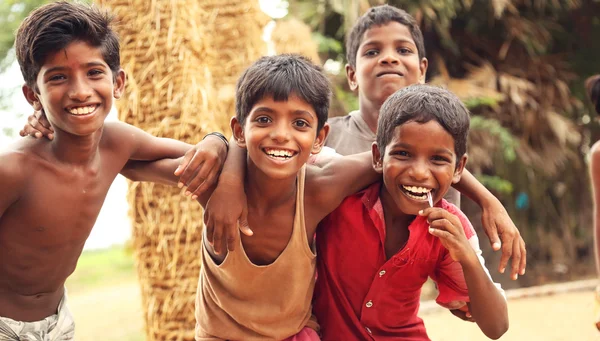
453, 168, 526, 279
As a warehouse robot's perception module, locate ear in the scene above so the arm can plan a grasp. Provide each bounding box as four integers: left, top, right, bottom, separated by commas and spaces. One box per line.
230, 116, 246, 148
345, 64, 358, 91
452, 154, 468, 184
113, 69, 126, 99
22, 84, 42, 111
311, 123, 330, 154
418, 57, 428, 84
371, 142, 384, 173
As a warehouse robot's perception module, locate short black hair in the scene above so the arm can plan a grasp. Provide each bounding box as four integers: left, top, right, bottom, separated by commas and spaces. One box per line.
345, 5, 425, 68
377, 84, 470, 165
585, 75, 600, 114
235, 54, 331, 132
15, 1, 120, 91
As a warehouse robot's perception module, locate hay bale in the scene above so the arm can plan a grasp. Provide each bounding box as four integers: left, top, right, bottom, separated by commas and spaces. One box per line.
203, 0, 269, 129
271, 18, 320, 63
95, 1, 223, 340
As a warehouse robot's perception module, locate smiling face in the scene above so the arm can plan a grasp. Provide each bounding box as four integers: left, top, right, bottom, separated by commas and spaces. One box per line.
232, 94, 327, 180
23, 40, 124, 137
347, 21, 427, 110
373, 120, 467, 216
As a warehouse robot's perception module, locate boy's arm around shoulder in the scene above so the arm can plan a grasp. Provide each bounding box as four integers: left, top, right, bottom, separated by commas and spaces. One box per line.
105, 122, 227, 194
453, 168, 526, 279
306, 151, 380, 216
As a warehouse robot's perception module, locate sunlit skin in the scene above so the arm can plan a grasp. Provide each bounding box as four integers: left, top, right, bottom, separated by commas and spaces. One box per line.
347, 21, 428, 133
0, 41, 222, 322
372, 120, 466, 258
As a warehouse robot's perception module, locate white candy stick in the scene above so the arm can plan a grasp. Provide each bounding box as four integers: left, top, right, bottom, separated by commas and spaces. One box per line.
427, 191, 433, 208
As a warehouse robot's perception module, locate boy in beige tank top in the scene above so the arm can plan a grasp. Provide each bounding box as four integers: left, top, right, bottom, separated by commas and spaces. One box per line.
190, 55, 381, 340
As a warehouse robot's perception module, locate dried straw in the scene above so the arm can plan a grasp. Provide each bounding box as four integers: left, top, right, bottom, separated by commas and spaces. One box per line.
271, 18, 320, 63
95, 0, 227, 340
202, 0, 269, 129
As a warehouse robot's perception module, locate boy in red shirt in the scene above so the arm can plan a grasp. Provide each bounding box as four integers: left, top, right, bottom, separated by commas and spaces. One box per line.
313, 84, 508, 340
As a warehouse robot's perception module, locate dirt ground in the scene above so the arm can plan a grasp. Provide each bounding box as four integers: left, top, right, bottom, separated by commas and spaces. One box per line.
69, 281, 600, 341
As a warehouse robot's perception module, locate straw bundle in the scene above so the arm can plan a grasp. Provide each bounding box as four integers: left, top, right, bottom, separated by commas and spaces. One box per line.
95, 0, 222, 340
202, 0, 269, 128
271, 18, 320, 63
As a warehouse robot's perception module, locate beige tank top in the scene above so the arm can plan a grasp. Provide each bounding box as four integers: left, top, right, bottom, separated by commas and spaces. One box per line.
195, 166, 318, 341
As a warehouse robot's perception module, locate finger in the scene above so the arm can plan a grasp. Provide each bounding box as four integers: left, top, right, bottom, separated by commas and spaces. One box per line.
498, 232, 514, 274
174, 148, 196, 178
519, 238, 527, 275
26, 116, 54, 140
38, 114, 53, 131
186, 164, 211, 198
429, 218, 461, 236
510, 237, 522, 280
484, 219, 502, 251
239, 205, 253, 236
423, 208, 462, 227
204, 212, 215, 247
226, 220, 237, 252
428, 227, 453, 240
212, 218, 224, 255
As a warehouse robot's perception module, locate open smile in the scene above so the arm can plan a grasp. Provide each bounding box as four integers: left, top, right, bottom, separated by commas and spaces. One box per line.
262, 147, 298, 161
400, 184, 433, 202
66, 104, 99, 116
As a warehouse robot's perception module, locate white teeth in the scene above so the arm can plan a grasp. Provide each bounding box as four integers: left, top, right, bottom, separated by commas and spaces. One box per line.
69, 105, 96, 115
405, 191, 428, 201
265, 148, 294, 158
402, 185, 431, 194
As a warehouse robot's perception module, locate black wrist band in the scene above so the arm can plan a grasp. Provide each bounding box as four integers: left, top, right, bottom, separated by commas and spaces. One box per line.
203, 132, 229, 150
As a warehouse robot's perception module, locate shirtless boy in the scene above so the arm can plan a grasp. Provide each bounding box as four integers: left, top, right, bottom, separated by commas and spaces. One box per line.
0, 2, 227, 339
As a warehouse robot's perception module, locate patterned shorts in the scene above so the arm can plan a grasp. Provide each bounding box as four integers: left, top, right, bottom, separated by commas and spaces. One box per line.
0, 292, 75, 341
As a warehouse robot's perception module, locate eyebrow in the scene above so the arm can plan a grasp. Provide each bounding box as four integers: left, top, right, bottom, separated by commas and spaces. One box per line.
390, 142, 454, 156
43, 62, 108, 75
252, 107, 315, 119
360, 38, 416, 49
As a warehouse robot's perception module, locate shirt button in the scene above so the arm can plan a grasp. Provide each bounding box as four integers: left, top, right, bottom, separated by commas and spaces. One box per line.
379, 270, 386, 277
366, 300, 373, 308
366, 327, 372, 334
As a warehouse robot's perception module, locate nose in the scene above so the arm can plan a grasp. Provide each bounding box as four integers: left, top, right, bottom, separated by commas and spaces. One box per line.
408, 159, 430, 182
378, 48, 399, 65
269, 122, 291, 143
68, 76, 93, 102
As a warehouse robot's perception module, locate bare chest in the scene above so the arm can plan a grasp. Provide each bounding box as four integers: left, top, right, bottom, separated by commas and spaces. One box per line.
0, 166, 119, 247
239, 207, 315, 266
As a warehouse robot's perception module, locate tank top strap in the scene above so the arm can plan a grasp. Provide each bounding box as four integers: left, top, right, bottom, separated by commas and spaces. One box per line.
290, 165, 308, 246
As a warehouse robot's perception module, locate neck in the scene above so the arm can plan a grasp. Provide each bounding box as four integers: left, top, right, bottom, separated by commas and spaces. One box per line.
49, 128, 103, 166
245, 159, 298, 211
358, 96, 382, 134
379, 185, 414, 227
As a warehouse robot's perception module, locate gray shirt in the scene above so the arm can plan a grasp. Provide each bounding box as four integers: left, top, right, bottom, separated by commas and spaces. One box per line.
324, 111, 461, 206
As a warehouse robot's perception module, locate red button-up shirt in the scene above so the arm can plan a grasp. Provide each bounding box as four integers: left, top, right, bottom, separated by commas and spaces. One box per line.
313, 182, 477, 341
